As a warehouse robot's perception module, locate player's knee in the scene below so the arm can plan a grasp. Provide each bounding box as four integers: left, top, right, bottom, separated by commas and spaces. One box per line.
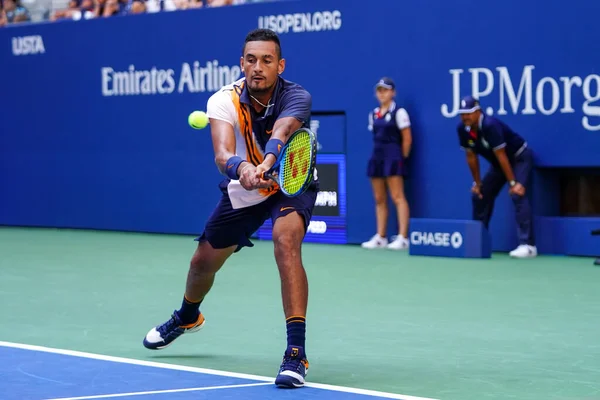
189, 241, 226, 273
374, 194, 387, 205
190, 251, 205, 271
273, 228, 302, 258
391, 192, 406, 205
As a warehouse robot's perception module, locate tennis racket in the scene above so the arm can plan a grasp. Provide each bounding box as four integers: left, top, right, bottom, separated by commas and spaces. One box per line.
261, 128, 318, 197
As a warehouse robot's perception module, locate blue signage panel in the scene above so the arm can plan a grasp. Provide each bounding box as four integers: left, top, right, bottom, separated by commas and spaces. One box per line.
409, 219, 491, 258
257, 154, 347, 244
1, 0, 600, 255
310, 113, 345, 154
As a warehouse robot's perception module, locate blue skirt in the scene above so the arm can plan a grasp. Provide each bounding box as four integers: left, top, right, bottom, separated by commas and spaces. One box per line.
367, 144, 406, 178
367, 158, 406, 177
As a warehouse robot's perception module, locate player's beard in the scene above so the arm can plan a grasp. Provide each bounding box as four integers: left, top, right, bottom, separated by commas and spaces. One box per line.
247, 78, 276, 96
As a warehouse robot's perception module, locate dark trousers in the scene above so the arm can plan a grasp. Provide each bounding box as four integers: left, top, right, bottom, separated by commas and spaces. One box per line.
473, 147, 534, 245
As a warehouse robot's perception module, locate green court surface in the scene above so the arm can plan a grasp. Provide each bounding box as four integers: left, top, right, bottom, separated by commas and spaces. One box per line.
1, 226, 599, 400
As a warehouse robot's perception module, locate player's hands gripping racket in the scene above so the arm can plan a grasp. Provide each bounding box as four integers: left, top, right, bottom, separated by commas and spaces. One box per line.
260, 128, 317, 197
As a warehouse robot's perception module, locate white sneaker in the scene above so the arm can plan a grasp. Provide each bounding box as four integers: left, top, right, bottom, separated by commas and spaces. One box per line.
509, 245, 537, 258
387, 235, 409, 250
361, 234, 388, 249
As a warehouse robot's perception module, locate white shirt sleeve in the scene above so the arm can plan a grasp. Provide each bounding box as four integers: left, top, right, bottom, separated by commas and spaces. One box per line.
368, 112, 373, 131
206, 90, 236, 127
395, 108, 411, 130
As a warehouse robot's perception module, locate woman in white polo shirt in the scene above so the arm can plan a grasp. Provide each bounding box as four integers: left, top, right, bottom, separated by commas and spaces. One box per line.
362, 77, 413, 250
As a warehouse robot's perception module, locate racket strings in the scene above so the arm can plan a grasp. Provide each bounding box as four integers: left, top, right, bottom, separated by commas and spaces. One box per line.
281, 131, 313, 194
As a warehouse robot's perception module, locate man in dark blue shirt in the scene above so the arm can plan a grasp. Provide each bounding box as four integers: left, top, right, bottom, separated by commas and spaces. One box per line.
457, 96, 537, 258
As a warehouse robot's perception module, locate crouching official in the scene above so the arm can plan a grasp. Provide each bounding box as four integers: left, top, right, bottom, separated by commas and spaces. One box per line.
456, 96, 537, 258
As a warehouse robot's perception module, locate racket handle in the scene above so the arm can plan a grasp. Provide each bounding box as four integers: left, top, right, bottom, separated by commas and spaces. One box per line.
262, 172, 276, 182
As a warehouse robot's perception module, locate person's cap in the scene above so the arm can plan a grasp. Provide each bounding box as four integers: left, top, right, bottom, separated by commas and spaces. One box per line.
375, 77, 395, 90
458, 95, 481, 114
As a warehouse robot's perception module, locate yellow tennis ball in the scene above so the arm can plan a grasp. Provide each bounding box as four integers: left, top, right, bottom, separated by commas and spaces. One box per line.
188, 111, 209, 129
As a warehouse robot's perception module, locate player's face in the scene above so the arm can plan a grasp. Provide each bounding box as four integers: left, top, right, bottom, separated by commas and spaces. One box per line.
460, 110, 481, 128
375, 87, 394, 105
241, 41, 285, 94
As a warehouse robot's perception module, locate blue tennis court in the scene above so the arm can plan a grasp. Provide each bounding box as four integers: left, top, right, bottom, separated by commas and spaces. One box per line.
0, 342, 436, 400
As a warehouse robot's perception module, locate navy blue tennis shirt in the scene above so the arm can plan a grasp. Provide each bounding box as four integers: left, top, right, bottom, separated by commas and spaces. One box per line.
238, 75, 312, 151
457, 96, 528, 168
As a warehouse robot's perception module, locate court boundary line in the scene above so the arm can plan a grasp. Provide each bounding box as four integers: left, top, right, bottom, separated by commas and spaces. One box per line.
44, 382, 272, 400
0, 340, 438, 400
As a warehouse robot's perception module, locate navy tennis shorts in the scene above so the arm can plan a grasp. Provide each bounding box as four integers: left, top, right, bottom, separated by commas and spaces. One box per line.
196, 179, 318, 252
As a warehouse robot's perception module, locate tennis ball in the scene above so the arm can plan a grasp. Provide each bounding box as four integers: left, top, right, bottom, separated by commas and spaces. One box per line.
188, 111, 209, 129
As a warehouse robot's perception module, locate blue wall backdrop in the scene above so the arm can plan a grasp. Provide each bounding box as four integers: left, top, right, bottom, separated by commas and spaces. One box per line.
1, 0, 599, 255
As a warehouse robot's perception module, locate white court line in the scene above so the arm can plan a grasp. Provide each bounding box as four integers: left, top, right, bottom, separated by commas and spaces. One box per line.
43, 382, 271, 400
0, 341, 439, 400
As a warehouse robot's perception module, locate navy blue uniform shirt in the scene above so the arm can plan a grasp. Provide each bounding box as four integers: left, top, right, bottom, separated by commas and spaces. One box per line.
457, 114, 527, 168
368, 102, 411, 147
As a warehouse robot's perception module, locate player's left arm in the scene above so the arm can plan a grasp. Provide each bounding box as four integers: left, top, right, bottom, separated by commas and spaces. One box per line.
260, 116, 304, 166
488, 124, 514, 182
494, 147, 525, 195
396, 108, 412, 158
256, 89, 312, 176
489, 125, 524, 195
493, 148, 515, 182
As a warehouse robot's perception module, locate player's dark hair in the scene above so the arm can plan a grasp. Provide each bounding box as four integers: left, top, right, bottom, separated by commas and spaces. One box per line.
243, 29, 282, 59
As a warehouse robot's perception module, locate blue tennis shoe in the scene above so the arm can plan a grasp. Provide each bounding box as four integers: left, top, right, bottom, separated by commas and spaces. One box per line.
143, 311, 205, 350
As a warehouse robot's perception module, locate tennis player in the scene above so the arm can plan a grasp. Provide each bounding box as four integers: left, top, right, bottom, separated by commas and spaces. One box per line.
361, 77, 412, 250
143, 28, 317, 388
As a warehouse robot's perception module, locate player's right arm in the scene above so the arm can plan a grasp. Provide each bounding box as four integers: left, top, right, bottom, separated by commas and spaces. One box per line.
458, 125, 482, 198
206, 91, 242, 175
206, 90, 263, 190
465, 150, 483, 199
209, 119, 241, 176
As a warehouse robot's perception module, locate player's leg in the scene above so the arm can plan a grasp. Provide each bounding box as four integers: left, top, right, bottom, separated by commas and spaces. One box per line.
270, 188, 317, 388
372, 178, 389, 238
273, 211, 308, 322
509, 148, 537, 257
177, 241, 237, 323
142, 243, 236, 351
473, 167, 505, 228
143, 185, 270, 350
361, 176, 389, 249
385, 174, 409, 250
